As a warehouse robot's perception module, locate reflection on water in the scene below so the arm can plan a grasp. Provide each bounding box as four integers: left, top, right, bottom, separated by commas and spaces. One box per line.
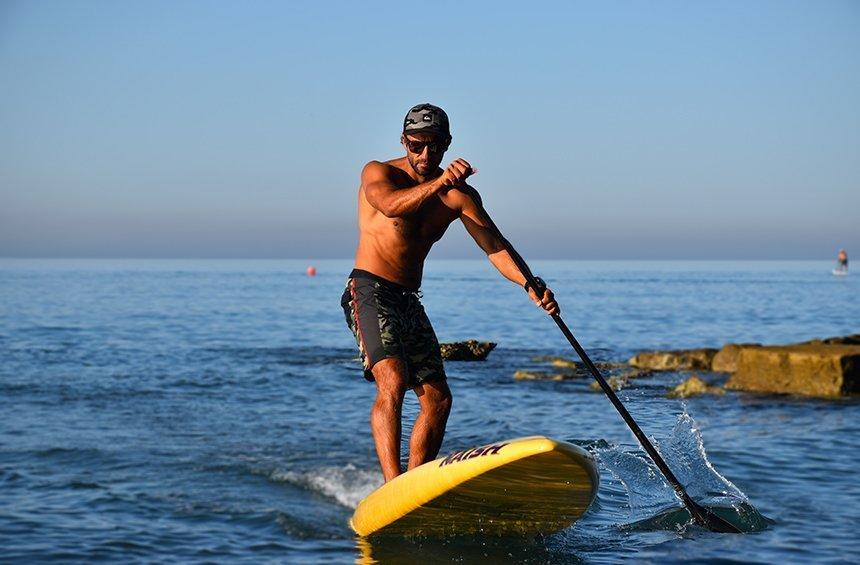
355, 534, 585, 564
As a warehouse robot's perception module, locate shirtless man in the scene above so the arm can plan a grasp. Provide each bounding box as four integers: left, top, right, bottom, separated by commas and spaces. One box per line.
341, 103, 559, 481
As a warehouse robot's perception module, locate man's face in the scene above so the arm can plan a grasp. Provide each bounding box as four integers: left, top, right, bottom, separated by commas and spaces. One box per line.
402, 132, 448, 177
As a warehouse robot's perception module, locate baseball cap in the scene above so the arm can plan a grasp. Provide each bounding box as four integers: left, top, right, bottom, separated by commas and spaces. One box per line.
403, 103, 450, 137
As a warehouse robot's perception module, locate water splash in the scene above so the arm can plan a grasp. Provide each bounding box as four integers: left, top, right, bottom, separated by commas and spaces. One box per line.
271, 464, 381, 508
597, 409, 771, 532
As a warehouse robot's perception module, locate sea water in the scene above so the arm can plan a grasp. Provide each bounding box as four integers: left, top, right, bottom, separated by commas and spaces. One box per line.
1, 259, 858, 563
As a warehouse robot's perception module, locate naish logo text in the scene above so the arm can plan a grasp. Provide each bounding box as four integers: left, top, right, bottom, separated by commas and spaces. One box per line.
438, 443, 509, 467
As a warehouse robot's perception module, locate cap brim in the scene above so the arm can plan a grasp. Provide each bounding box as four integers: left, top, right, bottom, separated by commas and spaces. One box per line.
403, 127, 449, 138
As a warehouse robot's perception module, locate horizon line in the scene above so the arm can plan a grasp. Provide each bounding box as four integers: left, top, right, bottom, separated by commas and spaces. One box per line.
0, 256, 844, 262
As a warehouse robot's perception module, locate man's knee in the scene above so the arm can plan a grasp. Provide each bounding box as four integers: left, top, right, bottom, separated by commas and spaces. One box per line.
417, 381, 453, 414
435, 391, 453, 415
372, 357, 409, 401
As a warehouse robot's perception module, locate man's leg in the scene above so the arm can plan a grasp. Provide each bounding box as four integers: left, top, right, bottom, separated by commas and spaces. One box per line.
407, 379, 452, 470
370, 357, 409, 482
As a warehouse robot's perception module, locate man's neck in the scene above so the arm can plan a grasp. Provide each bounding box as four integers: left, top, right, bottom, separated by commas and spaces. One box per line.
410, 168, 442, 186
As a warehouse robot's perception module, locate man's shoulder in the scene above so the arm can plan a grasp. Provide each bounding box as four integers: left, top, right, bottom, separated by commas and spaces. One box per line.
362, 159, 404, 181
364, 157, 409, 172
362, 158, 419, 188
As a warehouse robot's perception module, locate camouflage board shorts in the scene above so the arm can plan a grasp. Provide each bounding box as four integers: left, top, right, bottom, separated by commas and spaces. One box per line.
341, 269, 446, 386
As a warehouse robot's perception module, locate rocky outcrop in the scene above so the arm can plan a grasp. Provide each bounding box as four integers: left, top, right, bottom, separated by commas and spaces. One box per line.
514, 370, 579, 381
587, 370, 651, 392
825, 334, 860, 345
726, 344, 860, 398
711, 343, 761, 373
550, 358, 578, 369
666, 375, 725, 398
628, 349, 718, 371
439, 340, 496, 361
618, 369, 653, 380
799, 334, 860, 346
519, 334, 860, 398
516, 355, 644, 384
530, 356, 626, 370
529, 356, 579, 368
521, 356, 631, 381
589, 375, 629, 392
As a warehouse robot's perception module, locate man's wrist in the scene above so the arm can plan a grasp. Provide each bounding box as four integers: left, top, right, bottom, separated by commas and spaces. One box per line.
429, 177, 447, 193
524, 277, 546, 293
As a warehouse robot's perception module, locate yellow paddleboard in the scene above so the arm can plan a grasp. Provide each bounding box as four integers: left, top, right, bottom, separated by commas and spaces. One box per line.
350, 436, 598, 537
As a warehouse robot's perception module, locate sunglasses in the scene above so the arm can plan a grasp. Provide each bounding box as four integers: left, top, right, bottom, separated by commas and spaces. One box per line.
403, 137, 447, 154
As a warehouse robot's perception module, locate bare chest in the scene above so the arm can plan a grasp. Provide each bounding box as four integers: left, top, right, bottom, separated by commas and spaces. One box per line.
390, 199, 458, 244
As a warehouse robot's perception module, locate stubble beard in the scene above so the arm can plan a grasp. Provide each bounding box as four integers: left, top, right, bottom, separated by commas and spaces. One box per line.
408, 154, 439, 180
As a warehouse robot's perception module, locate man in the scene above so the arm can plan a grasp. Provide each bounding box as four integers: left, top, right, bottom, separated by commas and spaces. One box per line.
837, 249, 848, 270
341, 103, 559, 482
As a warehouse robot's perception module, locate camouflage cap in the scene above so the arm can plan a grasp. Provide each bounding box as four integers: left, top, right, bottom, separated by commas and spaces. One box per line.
403, 103, 450, 137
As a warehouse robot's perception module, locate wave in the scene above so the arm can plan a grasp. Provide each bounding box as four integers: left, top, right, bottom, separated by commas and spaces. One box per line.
270, 464, 381, 509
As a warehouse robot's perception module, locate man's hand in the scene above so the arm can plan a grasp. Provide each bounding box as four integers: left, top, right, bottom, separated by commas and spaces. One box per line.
438, 158, 475, 189
528, 286, 560, 316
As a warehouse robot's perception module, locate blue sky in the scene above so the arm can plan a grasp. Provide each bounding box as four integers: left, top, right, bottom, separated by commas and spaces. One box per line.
1, 0, 858, 259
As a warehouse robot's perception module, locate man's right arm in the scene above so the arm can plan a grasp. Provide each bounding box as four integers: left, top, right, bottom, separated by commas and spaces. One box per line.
362, 159, 474, 218
361, 162, 444, 218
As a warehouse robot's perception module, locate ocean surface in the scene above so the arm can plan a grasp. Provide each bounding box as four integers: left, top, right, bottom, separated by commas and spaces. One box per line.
1, 259, 858, 564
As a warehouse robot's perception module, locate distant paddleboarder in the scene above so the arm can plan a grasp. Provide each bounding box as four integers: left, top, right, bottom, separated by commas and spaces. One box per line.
833, 249, 849, 276
341, 103, 559, 482
837, 249, 848, 272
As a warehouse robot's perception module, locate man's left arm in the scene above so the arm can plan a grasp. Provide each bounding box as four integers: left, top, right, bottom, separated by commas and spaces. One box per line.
457, 186, 560, 315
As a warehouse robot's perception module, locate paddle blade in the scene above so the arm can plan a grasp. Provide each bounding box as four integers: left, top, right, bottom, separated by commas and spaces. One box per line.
686, 499, 744, 533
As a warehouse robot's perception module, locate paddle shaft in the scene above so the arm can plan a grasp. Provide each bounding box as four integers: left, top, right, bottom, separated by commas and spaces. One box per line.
467, 192, 726, 528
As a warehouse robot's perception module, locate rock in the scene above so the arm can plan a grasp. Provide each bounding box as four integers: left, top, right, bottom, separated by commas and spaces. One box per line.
596, 361, 629, 370
439, 340, 496, 361
514, 370, 578, 381
667, 375, 726, 398
711, 343, 761, 373
518, 356, 643, 383
628, 348, 718, 371
530, 356, 626, 370
589, 375, 628, 392
822, 334, 860, 346
530, 355, 578, 368
798, 334, 860, 346
726, 344, 860, 398
616, 369, 654, 379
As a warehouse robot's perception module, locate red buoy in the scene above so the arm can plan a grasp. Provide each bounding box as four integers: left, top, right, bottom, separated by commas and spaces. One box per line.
306, 266, 317, 277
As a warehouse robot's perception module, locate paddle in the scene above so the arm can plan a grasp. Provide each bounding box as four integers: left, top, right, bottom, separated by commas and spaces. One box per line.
463, 186, 742, 533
